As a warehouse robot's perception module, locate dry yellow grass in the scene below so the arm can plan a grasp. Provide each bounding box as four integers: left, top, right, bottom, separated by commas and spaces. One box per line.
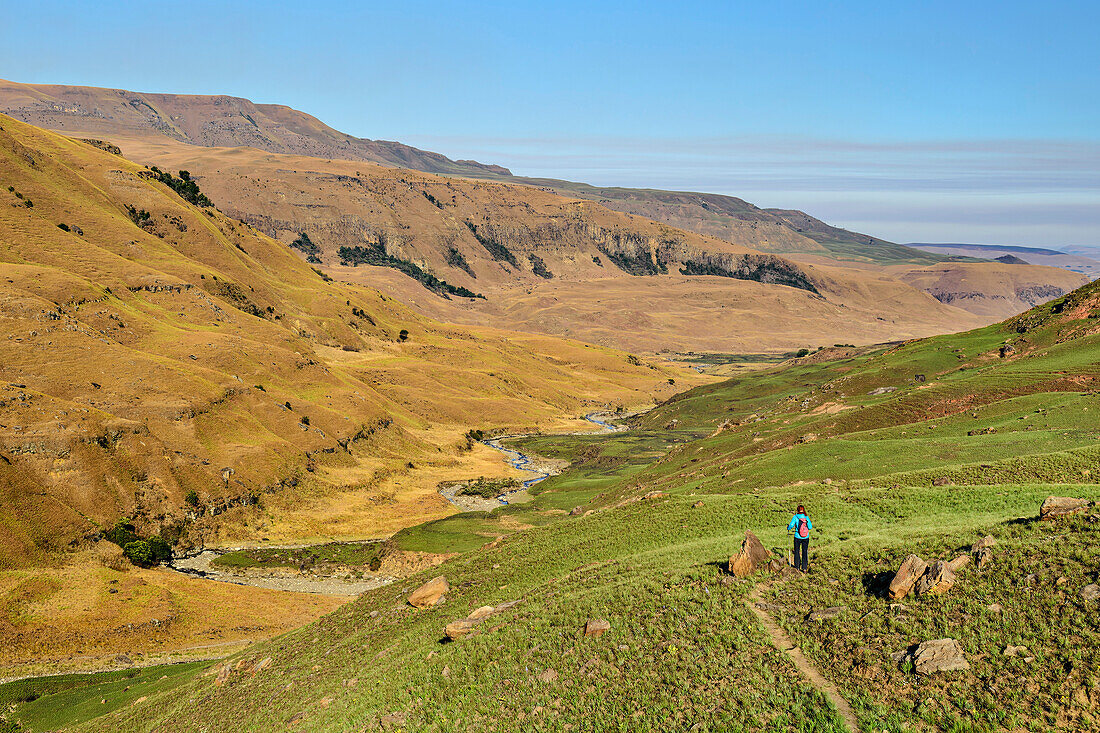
0, 112, 699, 570
0, 544, 343, 678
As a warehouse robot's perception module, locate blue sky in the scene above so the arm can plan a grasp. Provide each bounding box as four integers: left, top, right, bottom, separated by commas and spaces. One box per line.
2, 0, 1097, 247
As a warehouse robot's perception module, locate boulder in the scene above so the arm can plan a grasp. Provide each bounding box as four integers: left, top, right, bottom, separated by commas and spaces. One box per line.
569, 506, 584, 516
537, 668, 559, 683
932, 477, 951, 486
1003, 645, 1028, 657
468, 605, 496, 620
946, 554, 971, 572
912, 638, 969, 674
407, 576, 448, 608
692, 501, 704, 509
915, 561, 956, 597
642, 490, 668, 500
444, 618, 480, 641
888, 555, 928, 600
1040, 496, 1093, 520
728, 531, 772, 578
972, 537, 995, 570
1080, 584, 1100, 602
584, 619, 611, 637
807, 606, 847, 622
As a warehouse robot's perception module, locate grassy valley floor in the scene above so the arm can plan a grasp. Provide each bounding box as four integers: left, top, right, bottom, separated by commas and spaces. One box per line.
5, 282, 1100, 731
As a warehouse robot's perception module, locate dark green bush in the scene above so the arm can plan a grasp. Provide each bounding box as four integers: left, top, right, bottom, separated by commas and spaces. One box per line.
104, 519, 140, 547
123, 540, 153, 567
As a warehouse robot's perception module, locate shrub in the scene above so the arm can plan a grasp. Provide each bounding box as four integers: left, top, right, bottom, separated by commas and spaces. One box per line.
338, 244, 484, 300
463, 220, 519, 267
57, 223, 70, 231
368, 556, 382, 572
125, 204, 151, 226
528, 253, 553, 279
104, 519, 140, 547
149, 166, 213, 207
147, 536, 173, 563
123, 540, 153, 567
398, 329, 409, 342
184, 489, 200, 507
796, 348, 811, 357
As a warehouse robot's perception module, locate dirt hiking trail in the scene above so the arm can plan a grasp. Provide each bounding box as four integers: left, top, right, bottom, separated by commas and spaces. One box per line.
746, 585, 859, 732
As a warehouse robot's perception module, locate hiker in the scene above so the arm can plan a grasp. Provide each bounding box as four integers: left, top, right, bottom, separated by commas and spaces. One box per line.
787, 505, 813, 572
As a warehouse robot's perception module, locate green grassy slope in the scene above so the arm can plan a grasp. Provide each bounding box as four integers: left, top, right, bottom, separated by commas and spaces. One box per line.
44, 281, 1100, 732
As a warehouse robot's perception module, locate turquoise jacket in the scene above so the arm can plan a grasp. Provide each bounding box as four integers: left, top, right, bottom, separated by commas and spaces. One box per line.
788, 513, 813, 536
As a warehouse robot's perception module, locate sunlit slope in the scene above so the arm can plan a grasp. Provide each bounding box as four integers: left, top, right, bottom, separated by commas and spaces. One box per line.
105, 138, 988, 352
0, 113, 691, 569
84, 280, 1100, 733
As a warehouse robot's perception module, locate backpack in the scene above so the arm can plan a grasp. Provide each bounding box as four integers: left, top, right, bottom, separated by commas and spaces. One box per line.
797, 516, 809, 539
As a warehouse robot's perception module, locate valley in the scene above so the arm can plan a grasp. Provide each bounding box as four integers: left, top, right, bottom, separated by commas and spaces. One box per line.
11, 275, 1097, 731
0, 75, 1096, 733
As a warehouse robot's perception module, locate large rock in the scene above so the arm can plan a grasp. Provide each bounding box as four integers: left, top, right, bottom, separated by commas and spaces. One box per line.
972, 535, 996, 570
444, 618, 480, 641
1040, 496, 1093, 520
584, 619, 611, 637
1080, 584, 1100, 602
915, 560, 956, 597
407, 576, 449, 608
946, 554, 971, 572
912, 638, 969, 674
888, 555, 928, 600
728, 531, 772, 578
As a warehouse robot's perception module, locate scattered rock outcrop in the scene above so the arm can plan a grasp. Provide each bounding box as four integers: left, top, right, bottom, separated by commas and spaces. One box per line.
1040, 496, 1094, 520
911, 638, 970, 674
443, 599, 522, 641
915, 560, 956, 596
971, 535, 996, 569
408, 576, 449, 608
888, 555, 928, 600
728, 531, 771, 578
890, 542, 992, 600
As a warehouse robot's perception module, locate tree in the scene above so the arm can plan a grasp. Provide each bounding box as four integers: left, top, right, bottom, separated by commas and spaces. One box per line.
123, 540, 153, 567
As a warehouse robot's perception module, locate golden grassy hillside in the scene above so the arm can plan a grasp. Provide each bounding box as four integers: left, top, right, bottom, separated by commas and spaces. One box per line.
891, 261, 1090, 318
0, 113, 697, 571
0, 78, 506, 177
92, 138, 992, 353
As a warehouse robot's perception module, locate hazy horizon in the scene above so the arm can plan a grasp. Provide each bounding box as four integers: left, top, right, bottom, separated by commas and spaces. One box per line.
3, 0, 1096, 248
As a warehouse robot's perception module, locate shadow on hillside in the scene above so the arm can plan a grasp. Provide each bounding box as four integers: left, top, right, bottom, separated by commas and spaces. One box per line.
861, 570, 894, 598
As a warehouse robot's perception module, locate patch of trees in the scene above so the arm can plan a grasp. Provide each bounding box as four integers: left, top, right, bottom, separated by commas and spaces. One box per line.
679, 253, 819, 294
125, 204, 152, 227
149, 167, 213, 208
338, 243, 485, 300
458, 476, 520, 498
103, 519, 173, 567
290, 232, 322, 263
464, 220, 519, 267
446, 246, 476, 278
597, 242, 668, 276
528, 253, 553, 279
422, 190, 444, 209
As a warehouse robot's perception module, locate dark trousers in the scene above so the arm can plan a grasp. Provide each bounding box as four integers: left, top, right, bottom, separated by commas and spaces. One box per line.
793, 537, 809, 571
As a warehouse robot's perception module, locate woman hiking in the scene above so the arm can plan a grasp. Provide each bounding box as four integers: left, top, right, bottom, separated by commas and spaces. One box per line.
787, 505, 813, 572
